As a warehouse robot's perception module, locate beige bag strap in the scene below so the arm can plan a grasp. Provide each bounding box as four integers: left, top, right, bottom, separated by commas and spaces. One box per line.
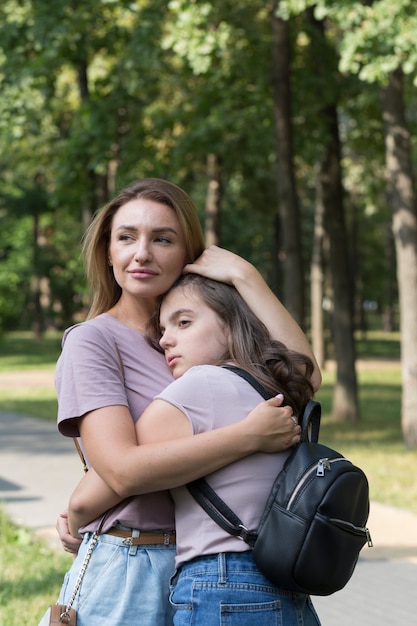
73, 438, 88, 474
72, 344, 124, 473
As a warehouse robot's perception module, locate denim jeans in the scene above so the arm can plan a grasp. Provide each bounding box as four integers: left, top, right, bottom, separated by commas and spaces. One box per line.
58, 531, 176, 626
170, 552, 321, 626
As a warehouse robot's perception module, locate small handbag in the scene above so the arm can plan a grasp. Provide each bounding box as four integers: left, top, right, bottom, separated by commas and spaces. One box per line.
187, 366, 372, 596
38, 517, 105, 626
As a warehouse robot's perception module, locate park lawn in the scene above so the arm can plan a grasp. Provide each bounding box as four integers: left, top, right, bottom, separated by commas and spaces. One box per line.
0, 331, 62, 371
0, 387, 58, 422
317, 366, 417, 514
0, 331, 59, 420
0, 509, 72, 626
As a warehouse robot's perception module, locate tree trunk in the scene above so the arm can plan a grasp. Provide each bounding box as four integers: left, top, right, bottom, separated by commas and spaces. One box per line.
307, 11, 358, 419
319, 104, 359, 421
77, 59, 101, 228
383, 219, 396, 332
31, 211, 44, 339
381, 68, 417, 448
311, 171, 325, 369
205, 154, 221, 247
270, 3, 304, 325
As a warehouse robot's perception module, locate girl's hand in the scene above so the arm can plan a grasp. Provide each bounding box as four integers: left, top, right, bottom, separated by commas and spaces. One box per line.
243, 395, 301, 453
56, 510, 82, 555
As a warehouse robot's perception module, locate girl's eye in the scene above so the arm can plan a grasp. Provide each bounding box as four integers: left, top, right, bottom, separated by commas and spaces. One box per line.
178, 319, 191, 328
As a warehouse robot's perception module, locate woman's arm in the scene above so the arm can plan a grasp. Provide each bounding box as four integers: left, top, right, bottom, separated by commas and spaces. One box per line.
68, 468, 123, 537
184, 246, 321, 391
79, 395, 299, 500
65, 402, 192, 531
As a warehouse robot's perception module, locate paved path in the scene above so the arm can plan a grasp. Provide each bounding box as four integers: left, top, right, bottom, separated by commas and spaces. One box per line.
1, 404, 417, 625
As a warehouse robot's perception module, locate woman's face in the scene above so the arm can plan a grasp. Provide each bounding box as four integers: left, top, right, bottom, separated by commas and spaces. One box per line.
108, 198, 187, 300
159, 286, 230, 379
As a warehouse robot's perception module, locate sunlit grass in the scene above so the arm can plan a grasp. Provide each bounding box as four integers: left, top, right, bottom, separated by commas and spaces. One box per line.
0, 331, 62, 371
0, 387, 58, 421
0, 508, 72, 626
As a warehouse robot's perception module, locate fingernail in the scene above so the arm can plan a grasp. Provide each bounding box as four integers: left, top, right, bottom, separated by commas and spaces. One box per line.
275, 393, 284, 399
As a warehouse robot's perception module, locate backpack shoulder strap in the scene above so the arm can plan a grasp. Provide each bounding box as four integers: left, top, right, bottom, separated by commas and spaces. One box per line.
186, 366, 270, 546
223, 365, 321, 442
187, 366, 322, 542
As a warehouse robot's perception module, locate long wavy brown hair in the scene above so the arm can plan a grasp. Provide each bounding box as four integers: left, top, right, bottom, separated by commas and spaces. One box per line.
154, 273, 314, 417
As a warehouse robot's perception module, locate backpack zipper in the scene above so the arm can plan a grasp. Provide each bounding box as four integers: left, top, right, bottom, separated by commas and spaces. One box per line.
286, 457, 346, 510
329, 518, 373, 547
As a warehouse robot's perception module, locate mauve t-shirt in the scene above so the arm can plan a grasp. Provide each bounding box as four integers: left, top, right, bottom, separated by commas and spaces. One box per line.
156, 365, 291, 567
56, 313, 175, 533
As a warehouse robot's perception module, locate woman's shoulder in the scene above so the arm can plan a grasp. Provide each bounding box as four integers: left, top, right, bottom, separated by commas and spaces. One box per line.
62, 314, 122, 345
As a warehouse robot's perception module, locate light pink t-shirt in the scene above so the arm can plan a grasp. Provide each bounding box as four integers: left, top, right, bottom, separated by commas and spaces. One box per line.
56, 313, 175, 533
156, 365, 290, 567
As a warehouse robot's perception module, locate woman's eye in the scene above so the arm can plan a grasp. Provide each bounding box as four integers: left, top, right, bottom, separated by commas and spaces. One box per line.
155, 236, 172, 244
119, 233, 134, 242
178, 319, 191, 328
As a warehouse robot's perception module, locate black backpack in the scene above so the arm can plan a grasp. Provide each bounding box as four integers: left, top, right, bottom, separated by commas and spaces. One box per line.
187, 366, 372, 596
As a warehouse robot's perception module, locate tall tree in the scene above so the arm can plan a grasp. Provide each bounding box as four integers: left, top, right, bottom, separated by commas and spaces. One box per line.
381, 68, 417, 446
270, 1, 304, 324
336, 0, 417, 443
310, 14, 359, 420
280, 0, 417, 437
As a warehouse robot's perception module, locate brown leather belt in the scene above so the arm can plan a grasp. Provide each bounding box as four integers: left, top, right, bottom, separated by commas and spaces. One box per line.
106, 528, 176, 546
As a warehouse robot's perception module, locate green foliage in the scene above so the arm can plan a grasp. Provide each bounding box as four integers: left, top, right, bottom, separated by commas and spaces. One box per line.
279, 0, 417, 84
0, 0, 414, 334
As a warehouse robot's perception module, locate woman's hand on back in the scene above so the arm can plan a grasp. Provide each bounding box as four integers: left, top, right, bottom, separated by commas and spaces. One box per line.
242, 395, 301, 453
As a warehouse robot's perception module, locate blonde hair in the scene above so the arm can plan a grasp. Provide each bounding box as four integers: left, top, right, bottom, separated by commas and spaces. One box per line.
82, 178, 205, 319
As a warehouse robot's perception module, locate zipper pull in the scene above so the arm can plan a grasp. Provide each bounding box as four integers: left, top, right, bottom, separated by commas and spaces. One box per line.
316, 458, 331, 476
366, 528, 373, 548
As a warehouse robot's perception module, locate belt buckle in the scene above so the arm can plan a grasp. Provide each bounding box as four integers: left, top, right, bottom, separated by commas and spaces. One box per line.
122, 536, 133, 546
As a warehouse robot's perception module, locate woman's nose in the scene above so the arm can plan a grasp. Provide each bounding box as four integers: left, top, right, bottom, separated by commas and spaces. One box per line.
134, 239, 152, 263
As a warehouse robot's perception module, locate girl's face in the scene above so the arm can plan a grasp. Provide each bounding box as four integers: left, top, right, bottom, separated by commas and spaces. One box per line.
108, 199, 187, 301
159, 286, 230, 379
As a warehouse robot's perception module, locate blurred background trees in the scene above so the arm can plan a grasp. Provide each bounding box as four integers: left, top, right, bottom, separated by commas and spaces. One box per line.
1, 0, 416, 444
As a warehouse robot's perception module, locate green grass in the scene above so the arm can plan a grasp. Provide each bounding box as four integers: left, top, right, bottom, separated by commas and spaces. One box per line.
0, 331, 60, 420
0, 509, 72, 626
0, 331, 62, 371
355, 329, 401, 359
316, 365, 417, 513
0, 388, 58, 421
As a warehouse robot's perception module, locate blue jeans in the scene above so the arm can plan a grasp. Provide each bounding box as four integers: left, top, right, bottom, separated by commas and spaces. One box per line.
58, 531, 176, 626
170, 552, 321, 626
